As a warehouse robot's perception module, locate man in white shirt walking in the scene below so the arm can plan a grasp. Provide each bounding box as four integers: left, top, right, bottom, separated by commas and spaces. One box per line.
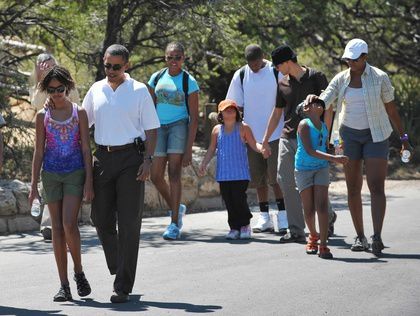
226, 44, 288, 235
83, 44, 159, 303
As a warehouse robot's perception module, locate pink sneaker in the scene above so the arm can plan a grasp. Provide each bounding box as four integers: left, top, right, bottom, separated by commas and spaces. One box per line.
240, 225, 251, 239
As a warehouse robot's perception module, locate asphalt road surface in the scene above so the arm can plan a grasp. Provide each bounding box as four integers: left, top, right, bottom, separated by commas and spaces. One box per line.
1, 180, 419, 316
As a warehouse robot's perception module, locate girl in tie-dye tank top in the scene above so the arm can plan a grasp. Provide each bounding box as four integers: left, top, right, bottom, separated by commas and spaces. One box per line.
199, 99, 263, 240
29, 66, 93, 302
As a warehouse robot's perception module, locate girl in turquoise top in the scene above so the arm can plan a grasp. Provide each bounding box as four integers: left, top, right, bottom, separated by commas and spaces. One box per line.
295, 100, 348, 259
147, 42, 199, 240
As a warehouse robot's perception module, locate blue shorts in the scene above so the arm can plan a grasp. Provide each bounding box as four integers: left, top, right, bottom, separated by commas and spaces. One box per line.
339, 125, 389, 160
155, 118, 188, 157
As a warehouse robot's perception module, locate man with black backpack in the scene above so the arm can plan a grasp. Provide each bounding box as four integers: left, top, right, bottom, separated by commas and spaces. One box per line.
226, 44, 288, 236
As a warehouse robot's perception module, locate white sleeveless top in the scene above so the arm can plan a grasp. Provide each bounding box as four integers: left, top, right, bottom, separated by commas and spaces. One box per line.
342, 87, 369, 130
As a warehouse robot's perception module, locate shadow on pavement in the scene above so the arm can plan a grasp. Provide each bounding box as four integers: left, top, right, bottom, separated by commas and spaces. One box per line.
0, 306, 65, 315
69, 295, 222, 313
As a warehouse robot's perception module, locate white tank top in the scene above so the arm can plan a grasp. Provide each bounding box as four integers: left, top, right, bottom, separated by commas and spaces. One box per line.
342, 87, 369, 130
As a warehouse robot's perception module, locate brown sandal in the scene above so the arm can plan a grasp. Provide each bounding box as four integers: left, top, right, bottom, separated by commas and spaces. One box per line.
318, 245, 333, 259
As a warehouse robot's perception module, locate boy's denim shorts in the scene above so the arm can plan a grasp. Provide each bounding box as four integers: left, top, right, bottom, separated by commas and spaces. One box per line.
154, 118, 188, 157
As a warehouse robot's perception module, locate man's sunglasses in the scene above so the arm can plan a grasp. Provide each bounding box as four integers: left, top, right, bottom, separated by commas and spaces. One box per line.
165, 56, 182, 61
344, 54, 364, 63
104, 63, 124, 71
47, 85, 66, 94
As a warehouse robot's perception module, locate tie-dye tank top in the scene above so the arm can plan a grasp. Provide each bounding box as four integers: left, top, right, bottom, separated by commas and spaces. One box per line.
43, 103, 84, 173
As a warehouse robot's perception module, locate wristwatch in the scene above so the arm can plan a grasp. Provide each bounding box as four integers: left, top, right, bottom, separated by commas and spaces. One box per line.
145, 155, 154, 161
400, 133, 409, 142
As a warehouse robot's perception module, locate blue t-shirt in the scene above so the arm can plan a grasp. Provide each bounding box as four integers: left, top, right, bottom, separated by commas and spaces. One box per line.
148, 69, 199, 124
295, 118, 329, 171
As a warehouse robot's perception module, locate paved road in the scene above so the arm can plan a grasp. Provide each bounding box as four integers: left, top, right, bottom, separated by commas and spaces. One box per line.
1, 180, 419, 316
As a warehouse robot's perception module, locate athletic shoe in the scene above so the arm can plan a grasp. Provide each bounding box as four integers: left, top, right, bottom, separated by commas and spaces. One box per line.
252, 212, 274, 233
239, 225, 251, 239
328, 211, 337, 237
225, 229, 240, 240
371, 235, 385, 255
163, 223, 181, 240
74, 271, 91, 297
41, 227, 52, 241
168, 204, 187, 230
279, 232, 306, 244
350, 236, 369, 251
110, 291, 129, 303
276, 210, 288, 235
53, 284, 72, 302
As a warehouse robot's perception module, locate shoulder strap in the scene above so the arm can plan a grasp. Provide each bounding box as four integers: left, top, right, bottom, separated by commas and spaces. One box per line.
239, 66, 246, 90
182, 70, 190, 116
273, 67, 279, 86
153, 68, 168, 87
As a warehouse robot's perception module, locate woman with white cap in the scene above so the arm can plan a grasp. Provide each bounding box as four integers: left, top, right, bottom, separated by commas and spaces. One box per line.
305, 38, 410, 255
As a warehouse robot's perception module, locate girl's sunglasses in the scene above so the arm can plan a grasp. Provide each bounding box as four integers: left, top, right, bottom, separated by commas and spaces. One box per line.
104, 63, 123, 71
47, 85, 66, 94
165, 56, 182, 61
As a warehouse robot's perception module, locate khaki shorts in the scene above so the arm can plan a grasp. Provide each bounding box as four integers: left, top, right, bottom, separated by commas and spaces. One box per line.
294, 167, 330, 193
41, 169, 85, 203
247, 139, 279, 188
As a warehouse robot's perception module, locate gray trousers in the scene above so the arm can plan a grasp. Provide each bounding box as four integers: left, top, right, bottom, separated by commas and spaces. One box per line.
277, 138, 334, 236
91, 146, 144, 294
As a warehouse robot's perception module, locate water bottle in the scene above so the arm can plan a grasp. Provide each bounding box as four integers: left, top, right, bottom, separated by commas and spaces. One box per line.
332, 131, 343, 155
30, 198, 43, 219
401, 150, 411, 163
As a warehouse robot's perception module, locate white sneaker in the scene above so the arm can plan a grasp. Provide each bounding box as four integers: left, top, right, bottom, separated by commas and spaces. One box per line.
168, 204, 187, 230
240, 225, 251, 239
252, 212, 274, 233
226, 229, 240, 240
276, 210, 288, 235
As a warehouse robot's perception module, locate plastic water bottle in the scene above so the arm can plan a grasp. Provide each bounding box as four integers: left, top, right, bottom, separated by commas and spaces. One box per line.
332, 131, 343, 155
401, 150, 411, 163
30, 198, 43, 218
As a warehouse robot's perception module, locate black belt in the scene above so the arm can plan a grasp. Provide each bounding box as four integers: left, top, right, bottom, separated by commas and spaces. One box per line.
97, 143, 134, 152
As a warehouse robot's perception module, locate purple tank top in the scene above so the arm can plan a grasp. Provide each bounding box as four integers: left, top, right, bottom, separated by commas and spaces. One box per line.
43, 104, 84, 173
216, 123, 250, 182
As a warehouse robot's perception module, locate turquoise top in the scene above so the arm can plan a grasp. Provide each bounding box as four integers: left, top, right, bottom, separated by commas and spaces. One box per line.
148, 69, 199, 124
295, 118, 329, 171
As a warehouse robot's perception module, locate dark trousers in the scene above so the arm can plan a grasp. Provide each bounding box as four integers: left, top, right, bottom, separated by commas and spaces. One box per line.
219, 180, 252, 230
91, 146, 144, 294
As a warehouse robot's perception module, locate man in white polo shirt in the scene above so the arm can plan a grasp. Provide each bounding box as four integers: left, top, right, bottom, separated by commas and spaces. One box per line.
226, 44, 288, 235
83, 44, 159, 303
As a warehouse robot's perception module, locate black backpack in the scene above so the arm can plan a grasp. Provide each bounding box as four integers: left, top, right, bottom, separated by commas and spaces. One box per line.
239, 65, 280, 90
153, 67, 190, 115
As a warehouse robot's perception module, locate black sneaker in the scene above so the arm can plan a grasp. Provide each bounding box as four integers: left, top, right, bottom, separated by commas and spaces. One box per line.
53, 284, 72, 302
328, 211, 337, 237
41, 227, 52, 241
279, 232, 306, 244
74, 272, 91, 297
371, 235, 385, 256
110, 291, 129, 303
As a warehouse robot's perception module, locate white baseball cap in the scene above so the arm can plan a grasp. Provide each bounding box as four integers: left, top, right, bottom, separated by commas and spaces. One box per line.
342, 39, 368, 59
